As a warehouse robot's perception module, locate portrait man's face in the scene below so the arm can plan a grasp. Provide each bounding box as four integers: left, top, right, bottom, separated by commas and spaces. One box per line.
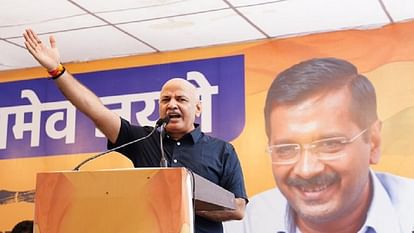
267, 88, 381, 223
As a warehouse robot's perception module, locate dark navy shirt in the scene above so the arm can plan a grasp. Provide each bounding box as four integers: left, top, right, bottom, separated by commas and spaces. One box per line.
108, 118, 248, 233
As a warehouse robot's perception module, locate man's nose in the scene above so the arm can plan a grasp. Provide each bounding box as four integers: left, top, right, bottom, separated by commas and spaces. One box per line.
167, 99, 178, 109
292, 147, 325, 179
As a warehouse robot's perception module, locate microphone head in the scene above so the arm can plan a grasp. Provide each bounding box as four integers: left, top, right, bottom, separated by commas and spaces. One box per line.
155, 116, 170, 127
163, 115, 170, 124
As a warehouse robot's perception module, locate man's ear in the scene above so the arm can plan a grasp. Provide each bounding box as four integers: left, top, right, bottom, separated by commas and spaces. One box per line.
369, 120, 382, 164
195, 101, 202, 117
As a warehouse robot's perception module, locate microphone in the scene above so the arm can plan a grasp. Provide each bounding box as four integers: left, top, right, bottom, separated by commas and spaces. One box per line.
156, 115, 170, 127
73, 116, 170, 171
159, 116, 170, 167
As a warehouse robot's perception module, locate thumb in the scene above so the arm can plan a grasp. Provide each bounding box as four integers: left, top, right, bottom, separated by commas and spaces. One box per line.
49, 35, 56, 48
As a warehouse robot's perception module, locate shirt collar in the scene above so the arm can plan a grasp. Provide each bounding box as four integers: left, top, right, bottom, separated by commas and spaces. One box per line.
359, 169, 401, 233
164, 123, 202, 143
189, 123, 202, 143
272, 203, 293, 233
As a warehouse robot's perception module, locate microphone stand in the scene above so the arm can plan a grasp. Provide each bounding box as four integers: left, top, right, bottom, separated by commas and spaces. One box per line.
73, 117, 169, 171
159, 122, 168, 167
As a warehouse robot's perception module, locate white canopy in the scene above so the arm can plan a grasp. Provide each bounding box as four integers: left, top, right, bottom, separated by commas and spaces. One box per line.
1, 0, 413, 71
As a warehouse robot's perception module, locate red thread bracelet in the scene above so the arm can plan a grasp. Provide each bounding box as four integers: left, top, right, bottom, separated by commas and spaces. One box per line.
48, 64, 66, 80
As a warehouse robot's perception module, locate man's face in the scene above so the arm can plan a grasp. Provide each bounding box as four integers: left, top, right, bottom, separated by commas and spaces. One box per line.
159, 79, 201, 139
268, 88, 381, 224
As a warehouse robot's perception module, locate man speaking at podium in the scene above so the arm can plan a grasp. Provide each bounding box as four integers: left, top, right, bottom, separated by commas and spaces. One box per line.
23, 29, 247, 233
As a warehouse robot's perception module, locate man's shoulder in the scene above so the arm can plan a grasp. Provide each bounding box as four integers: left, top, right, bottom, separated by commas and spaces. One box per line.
247, 188, 287, 217
200, 133, 233, 147
238, 188, 288, 233
372, 171, 414, 231
120, 117, 153, 132
374, 171, 414, 202
374, 171, 414, 217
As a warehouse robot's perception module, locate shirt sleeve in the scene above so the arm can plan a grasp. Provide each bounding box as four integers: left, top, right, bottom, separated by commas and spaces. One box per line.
220, 143, 249, 202
107, 117, 150, 161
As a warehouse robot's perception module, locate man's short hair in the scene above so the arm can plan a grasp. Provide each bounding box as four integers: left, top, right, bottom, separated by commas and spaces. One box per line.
264, 57, 378, 137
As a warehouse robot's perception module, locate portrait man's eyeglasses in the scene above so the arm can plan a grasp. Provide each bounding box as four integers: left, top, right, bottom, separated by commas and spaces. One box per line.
267, 128, 368, 165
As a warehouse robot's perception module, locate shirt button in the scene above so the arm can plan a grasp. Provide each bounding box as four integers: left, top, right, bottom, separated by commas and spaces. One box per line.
173, 159, 178, 163
177, 142, 181, 146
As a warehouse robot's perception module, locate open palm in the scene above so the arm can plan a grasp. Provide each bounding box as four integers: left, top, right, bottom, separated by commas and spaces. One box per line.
23, 29, 60, 71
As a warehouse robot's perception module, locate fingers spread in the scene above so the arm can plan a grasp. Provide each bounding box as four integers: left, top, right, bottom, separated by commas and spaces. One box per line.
24, 41, 36, 55
26, 29, 37, 43
23, 28, 46, 54
23, 31, 36, 51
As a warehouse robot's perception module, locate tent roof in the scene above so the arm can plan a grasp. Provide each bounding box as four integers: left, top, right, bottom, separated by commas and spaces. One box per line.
1, 0, 413, 71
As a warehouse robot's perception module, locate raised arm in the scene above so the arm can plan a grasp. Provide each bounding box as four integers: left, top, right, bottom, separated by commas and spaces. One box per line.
23, 29, 120, 143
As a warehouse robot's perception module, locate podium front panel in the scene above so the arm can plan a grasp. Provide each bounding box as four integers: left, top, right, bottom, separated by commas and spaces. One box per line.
34, 168, 192, 233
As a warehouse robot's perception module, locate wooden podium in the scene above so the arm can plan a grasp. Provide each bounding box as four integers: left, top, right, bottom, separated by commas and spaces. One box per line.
33, 168, 235, 233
